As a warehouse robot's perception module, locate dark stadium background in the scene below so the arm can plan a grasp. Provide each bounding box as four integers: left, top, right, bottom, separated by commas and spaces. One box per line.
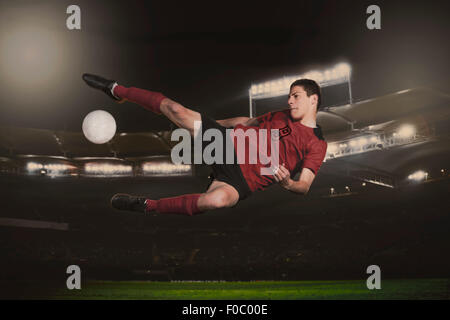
0, 0, 449, 299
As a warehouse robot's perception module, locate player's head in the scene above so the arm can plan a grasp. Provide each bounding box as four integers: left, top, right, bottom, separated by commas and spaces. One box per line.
288, 79, 322, 120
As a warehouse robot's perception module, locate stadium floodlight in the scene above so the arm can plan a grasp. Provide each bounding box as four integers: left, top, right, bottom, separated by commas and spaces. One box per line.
27, 162, 43, 171
27, 162, 73, 173
408, 170, 428, 182
357, 137, 368, 147
349, 140, 358, 148
334, 62, 351, 76
85, 163, 132, 174
142, 162, 192, 176
324, 127, 423, 161
249, 62, 352, 116
327, 144, 338, 155
44, 164, 70, 171
250, 62, 351, 100
344, 136, 373, 150
397, 124, 416, 139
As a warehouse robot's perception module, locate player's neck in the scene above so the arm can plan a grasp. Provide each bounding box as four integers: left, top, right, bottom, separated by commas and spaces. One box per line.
299, 111, 317, 128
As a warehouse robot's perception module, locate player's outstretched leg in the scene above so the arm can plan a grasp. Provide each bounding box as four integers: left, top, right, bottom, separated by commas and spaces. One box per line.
110, 193, 202, 216
111, 181, 239, 216
82, 73, 200, 136
110, 193, 147, 213
82, 73, 123, 102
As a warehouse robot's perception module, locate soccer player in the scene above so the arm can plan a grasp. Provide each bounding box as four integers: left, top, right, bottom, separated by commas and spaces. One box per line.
82, 74, 327, 216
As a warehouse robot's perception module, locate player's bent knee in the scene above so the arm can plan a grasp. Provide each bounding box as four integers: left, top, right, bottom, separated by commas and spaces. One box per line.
201, 195, 229, 210
214, 193, 238, 209
213, 198, 227, 209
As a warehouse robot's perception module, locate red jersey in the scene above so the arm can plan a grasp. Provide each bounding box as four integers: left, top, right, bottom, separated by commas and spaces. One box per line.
232, 109, 327, 193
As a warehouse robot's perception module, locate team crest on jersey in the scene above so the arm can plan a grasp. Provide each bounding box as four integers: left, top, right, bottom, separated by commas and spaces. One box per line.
280, 126, 291, 137
271, 125, 291, 140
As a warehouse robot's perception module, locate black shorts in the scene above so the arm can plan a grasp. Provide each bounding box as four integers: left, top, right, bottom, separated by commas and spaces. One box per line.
200, 114, 252, 200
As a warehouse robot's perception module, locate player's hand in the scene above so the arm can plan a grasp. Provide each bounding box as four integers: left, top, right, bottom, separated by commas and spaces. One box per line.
273, 164, 292, 189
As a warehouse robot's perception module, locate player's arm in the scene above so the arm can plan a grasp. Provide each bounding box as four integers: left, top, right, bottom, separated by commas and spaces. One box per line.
216, 117, 259, 128
285, 168, 316, 195
277, 140, 327, 195
274, 166, 315, 195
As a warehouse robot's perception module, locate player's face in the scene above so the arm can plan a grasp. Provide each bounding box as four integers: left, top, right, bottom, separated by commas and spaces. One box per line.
288, 86, 314, 120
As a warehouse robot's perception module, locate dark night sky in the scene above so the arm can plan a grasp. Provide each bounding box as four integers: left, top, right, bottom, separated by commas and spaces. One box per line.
0, 0, 448, 132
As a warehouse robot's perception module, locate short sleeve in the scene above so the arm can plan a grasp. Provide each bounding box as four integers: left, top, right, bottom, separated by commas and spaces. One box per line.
302, 140, 327, 175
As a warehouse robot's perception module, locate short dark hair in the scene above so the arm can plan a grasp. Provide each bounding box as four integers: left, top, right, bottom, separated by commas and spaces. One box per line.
290, 79, 322, 110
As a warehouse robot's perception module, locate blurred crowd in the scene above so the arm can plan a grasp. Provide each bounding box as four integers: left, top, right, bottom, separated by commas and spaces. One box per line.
1, 200, 449, 281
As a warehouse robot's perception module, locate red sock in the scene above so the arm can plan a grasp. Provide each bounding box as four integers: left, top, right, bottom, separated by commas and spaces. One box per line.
145, 194, 203, 216
113, 85, 166, 114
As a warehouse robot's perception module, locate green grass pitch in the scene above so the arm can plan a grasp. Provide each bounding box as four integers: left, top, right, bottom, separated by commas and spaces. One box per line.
46, 278, 450, 300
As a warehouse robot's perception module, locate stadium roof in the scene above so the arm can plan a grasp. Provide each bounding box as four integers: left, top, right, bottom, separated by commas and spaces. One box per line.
319, 87, 450, 137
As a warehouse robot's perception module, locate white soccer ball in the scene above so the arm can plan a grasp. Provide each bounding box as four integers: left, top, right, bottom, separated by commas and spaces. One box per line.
82, 110, 117, 144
